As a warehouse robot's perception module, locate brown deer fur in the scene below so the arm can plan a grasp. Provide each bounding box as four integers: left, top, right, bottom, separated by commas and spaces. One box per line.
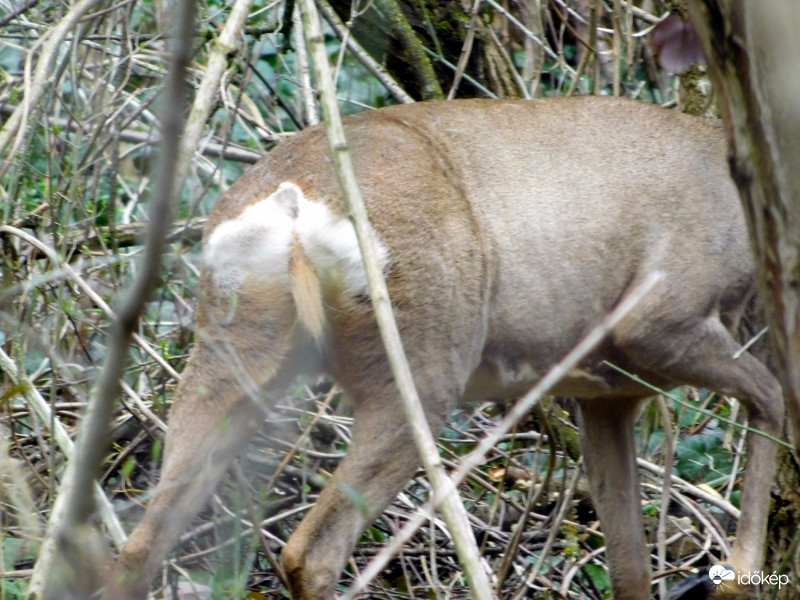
107, 97, 785, 600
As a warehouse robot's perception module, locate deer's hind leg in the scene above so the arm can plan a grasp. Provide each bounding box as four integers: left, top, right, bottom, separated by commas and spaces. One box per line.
107, 285, 315, 600
280, 295, 488, 598
280, 338, 476, 599
280, 382, 445, 599
614, 310, 783, 599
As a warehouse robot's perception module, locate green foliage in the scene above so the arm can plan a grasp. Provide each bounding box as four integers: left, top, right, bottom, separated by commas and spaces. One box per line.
675, 427, 732, 482
582, 563, 612, 598
1, 538, 33, 599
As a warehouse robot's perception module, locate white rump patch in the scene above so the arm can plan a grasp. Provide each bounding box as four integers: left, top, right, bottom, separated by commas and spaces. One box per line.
204, 182, 388, 294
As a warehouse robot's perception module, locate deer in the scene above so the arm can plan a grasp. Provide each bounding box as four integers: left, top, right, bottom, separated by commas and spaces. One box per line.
106, 96, 786, 600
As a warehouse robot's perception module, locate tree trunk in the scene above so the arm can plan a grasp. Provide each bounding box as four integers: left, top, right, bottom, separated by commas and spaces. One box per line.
326, 0, 525, 99
688, 2, 800, 595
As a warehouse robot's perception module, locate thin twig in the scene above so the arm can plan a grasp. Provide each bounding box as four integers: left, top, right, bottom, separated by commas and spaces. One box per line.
0, 226, 182, 381
447, 0, 481, 100
316, 0, 414, 104
513, 458, 583, 599
483, 0, 569, 67
0, 0, 41, 28
0, 348, 126, 546
0, 0, 103, 177
656, 396, 675, 600
27, 0, 196, 594
636, 458, 739, 518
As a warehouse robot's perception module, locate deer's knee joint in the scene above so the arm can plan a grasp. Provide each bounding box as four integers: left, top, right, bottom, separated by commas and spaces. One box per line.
747, 375, 784, 436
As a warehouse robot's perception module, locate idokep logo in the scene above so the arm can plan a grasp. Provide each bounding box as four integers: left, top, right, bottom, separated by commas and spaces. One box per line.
708, 564, 735, 585
708, 565, 792, 591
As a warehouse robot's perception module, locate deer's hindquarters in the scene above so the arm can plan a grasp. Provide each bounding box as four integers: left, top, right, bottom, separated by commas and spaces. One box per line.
111, 182, 389, 596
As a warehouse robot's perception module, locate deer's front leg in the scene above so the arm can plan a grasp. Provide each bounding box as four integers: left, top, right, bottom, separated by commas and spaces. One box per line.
578, 397, 651, 600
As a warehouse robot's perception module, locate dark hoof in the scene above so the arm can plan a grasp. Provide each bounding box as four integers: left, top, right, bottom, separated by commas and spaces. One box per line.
669, 568, 715, 600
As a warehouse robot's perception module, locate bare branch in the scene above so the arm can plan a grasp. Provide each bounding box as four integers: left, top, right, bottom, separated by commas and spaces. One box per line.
316, 0, 414, 104
0, 347, 126, 547
176, 0, 258, 194
0, 0, 102, 177
27, 0, 196, 595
